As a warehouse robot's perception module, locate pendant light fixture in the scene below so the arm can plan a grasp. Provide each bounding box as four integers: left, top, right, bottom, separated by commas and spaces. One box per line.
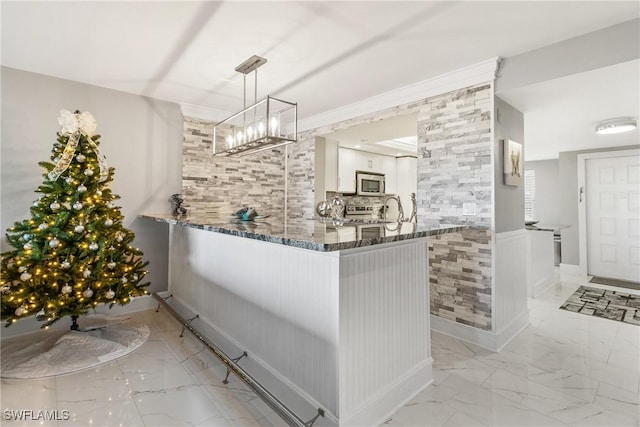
595, 117, 637, 135
213, 55, 297, 156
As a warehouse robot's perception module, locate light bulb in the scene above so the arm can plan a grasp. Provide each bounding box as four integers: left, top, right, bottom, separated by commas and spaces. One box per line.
246, 126, 253, 140
236, 131, 243, 144
270, 116, 278, 135
258, 121, 265, 136
226, 135, 234, 147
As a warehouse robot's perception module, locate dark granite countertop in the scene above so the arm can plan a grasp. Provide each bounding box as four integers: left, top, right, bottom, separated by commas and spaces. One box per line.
526, 224, 569, 234
139, 213, 465, 252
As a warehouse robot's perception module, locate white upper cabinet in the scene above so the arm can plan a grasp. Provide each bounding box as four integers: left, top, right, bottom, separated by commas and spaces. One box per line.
338, 147, 358, 193
356, 151, 384, 173
337, 147, 398, 194
382, 156, 397, 194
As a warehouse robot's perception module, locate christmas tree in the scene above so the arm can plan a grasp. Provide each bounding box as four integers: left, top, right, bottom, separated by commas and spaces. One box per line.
0, 110, 150, 330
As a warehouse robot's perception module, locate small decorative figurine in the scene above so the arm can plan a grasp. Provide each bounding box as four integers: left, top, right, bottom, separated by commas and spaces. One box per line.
169, 194, 187, 216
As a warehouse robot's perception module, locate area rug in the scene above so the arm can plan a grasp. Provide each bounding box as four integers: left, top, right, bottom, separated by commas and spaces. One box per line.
589, 276, 640, 291
559, 285, 640, 326
0, 314, 149, 379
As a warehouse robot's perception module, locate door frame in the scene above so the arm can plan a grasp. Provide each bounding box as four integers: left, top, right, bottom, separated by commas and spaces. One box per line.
577, 148, 639, 278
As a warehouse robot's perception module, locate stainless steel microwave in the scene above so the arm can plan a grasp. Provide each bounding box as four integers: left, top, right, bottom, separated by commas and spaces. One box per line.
356, 171, 385, 196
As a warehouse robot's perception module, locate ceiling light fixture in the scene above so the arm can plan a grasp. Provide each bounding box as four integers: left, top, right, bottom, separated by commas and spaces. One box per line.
213, 55, 297, 156
595, 117, 637, 135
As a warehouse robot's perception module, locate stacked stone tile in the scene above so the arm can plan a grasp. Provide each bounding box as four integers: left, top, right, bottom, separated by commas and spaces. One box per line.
181, 83, 494, 332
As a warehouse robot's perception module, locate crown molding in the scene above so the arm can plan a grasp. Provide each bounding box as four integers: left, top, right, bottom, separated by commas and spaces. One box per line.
298, 57, 500, 133
180, 102, 232, 122
180, 57, 499, 128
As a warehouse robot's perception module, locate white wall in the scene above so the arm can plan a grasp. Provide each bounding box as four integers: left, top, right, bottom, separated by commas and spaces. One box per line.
1, 66, 183, 294
494, 97, 525, 233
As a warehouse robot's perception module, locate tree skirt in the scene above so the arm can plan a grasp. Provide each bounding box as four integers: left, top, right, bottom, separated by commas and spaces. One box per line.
0, 315, 149, 379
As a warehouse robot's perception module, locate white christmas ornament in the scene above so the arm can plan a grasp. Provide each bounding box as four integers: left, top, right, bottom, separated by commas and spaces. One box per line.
61, 261, 71, 269
83, 288, 94, 298
61, 284, 72, 294
121, 277, 128, 283
38, 223, 49, 230
116, 236, 123, 242
1, 285, 10, 293
76, 154, 86, 163
83, 269, 91, 278
104, 219, 113, 227
77, 185, 87, 193
89, 242, 99, 251
54, 157, 60, 163
36, 309, 45, 317
49, 238, 60, 248
20, 272, 32, 281
107, 202, 115, 209
96, 190, 103, 196
65, 177, 74, 185
23, 234, 31, 241
132, 274, 138, 281
23, 242, 32, 250
15, 306, 26, 316
18, 266, 26, 273
107, 262, 116, 269
74, 225, 85, 233
106, 290, 115, 299
50, 202, 61, 210
84, 168, 94, 176
33, 200, 40, 207
73, 202, 83, 210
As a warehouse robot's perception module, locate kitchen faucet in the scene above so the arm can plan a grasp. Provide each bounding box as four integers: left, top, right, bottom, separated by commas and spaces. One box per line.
383, 195, 404, 222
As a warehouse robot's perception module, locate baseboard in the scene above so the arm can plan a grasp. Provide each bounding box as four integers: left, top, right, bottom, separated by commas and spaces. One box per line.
560, 263, 587, 284
0, 295, 156, 340
532, 273, 557, 299
431, 310, 529, 352
165, 293, 340, 426
340, 360, 433, 427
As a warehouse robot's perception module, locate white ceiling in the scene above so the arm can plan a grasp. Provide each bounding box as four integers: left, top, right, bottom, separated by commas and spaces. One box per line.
2, 1, 639, 159
500, 59, 640, 161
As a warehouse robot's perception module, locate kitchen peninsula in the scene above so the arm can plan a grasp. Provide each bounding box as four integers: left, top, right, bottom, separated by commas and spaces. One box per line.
141, 213, 462, 426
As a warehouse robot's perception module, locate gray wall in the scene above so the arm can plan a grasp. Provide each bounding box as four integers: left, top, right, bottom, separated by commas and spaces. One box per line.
494, 97, 525, 233
1, 66, 183, 293
559, 144, 640, 265
524, 159, 560, 225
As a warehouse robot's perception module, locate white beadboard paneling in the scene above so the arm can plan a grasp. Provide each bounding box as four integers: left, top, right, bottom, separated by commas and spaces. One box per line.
168, 226, 433, 426
495, 230, 529, 334
169, 225, 341, 415
339, 239, 431, 424
526, 230, 556, 298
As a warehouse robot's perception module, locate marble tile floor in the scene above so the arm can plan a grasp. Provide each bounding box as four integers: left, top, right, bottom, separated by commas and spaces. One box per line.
385, 280, 640, 427
1, 278, 638, 427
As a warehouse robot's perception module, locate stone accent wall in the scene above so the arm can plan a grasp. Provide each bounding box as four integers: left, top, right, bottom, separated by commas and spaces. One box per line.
286, 134, 315, 219
182, 117, 285, 220
429, 228, 492, 330
416, 84, 493, 228
181, 82, 495, 333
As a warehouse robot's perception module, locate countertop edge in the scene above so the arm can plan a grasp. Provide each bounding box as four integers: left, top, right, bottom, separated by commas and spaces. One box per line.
139, 214, 467, 252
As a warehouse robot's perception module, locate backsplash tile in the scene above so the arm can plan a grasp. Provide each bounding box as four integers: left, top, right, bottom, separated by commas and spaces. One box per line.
182, 116, 286, 220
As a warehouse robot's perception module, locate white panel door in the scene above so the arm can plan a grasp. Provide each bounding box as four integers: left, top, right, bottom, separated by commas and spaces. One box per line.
586, 155, 640, 281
